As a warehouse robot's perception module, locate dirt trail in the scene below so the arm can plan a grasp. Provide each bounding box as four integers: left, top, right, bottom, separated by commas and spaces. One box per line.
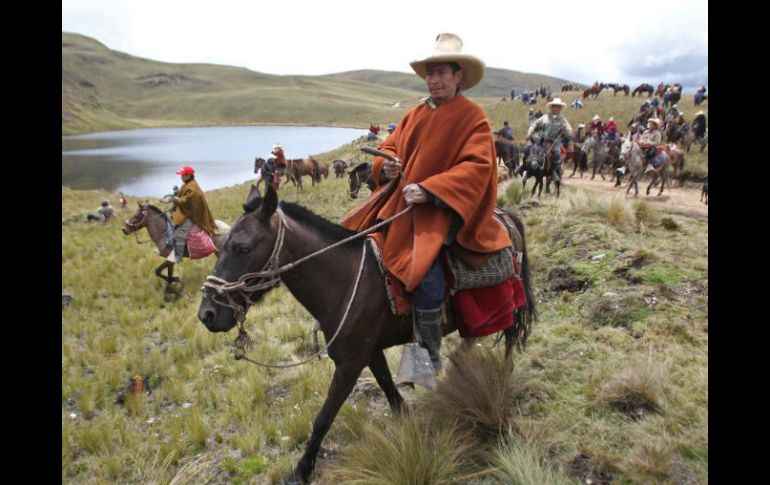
562, 175, 708, 218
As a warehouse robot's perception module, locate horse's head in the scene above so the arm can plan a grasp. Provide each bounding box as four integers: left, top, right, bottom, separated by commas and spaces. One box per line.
122, 202, 150, 235
527, 145, 545, 170
198, 186, 281, 333
348, 162, 371, 199
620, 139, 634, 161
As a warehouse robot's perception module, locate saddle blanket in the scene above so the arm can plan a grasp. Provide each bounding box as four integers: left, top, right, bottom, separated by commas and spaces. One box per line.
368, 238, 528, 338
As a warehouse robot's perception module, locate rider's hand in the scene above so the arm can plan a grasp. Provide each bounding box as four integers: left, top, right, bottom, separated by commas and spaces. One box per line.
402, 183, 428, 205
383, 158, 402, 180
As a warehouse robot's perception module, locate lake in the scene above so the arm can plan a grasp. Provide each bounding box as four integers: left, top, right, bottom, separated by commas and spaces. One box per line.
62, 125, 367, 197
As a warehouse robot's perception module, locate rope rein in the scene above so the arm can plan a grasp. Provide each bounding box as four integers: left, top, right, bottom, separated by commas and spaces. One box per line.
236, 241, 368, 368
201, 186, 412, 368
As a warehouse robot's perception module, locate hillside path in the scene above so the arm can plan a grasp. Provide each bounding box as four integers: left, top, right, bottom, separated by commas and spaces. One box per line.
563, 175, 708, 218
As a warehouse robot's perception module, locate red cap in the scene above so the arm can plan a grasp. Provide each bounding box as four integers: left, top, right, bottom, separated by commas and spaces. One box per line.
175, 166, 195, 175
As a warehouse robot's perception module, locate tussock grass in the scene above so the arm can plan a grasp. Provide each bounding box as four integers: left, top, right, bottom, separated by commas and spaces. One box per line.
423, 346, 521, 440
320, 414, 476, 485
594, 357, 669, 417
494, 436, 573, 485
618, 432, 679, 484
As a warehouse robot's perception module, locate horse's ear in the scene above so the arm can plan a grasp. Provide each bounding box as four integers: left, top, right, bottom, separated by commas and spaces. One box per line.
259, 185, 278, 222
242, 185, 262, 213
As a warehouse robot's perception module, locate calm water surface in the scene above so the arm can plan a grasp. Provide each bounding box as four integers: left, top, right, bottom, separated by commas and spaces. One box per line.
62, 125, 367, 197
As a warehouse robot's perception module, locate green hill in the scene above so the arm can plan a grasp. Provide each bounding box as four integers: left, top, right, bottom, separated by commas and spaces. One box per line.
324, 67, 581, 98
62, 32, 581, 135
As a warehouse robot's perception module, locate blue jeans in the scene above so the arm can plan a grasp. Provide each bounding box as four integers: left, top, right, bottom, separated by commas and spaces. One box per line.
412, 256, 445, 310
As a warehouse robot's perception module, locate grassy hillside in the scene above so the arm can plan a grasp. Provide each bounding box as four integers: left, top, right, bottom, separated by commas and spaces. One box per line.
62, 33, 418, 135
62, 134, 707, 484
63, 32, 579, 135
324, 67, 579, 98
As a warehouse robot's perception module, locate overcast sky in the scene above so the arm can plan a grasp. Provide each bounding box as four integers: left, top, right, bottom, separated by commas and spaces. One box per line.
62, 0, 707, 92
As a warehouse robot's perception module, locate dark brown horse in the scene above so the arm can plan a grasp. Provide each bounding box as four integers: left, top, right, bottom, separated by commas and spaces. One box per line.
608, 83, 630, 96
197, 185, 536, 485
332, 159, 348, 178
347, 162, 376, 199
122, 203, 229, 285
494, 135, 521, 175
632, 83, 654, 97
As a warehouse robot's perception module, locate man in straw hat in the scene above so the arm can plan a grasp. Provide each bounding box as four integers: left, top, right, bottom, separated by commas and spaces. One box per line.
340, 33, 517, 375
526, 96, 574, 185
640, 118, 663, 168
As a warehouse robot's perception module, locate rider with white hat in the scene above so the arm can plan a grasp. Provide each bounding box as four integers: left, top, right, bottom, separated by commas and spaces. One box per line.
526, 97, 574, 184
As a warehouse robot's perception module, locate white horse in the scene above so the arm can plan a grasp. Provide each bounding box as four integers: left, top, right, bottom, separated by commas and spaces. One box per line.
618, 139, 644, 197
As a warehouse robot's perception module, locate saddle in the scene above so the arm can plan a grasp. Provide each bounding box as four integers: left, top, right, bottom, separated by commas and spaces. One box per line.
369, 207, 527, 338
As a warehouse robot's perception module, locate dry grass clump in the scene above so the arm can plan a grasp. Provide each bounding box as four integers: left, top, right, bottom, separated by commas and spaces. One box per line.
422, 346, 521, 439
595, 359, 669, 418
493, 436, 573, 485
320, 413, 475, 485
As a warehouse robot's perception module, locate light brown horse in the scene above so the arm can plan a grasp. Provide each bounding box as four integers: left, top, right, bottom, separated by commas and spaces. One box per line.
122, 203, 229, 285
285, 157, 321, 191
582, 83, 604, 99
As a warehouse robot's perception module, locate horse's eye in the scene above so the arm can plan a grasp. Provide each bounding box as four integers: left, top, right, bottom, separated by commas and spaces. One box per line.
237, 246, 251, 255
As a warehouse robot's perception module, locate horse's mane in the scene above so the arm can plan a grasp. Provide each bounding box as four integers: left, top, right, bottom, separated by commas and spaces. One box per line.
146, 205, 167, 219
351, 162, 371, 174
279, 202, 358, 242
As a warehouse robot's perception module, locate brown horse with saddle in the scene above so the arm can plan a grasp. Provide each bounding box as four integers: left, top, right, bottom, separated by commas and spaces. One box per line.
197, 179, 536, 485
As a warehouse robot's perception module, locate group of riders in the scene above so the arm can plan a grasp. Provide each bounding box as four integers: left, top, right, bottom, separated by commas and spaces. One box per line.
497, 95, 707, 185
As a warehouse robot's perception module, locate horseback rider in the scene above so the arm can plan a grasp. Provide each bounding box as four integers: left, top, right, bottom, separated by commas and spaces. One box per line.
589, 114, 603, 134
526, 97, 573, 184
340, 33, 516, 375
602, 124, 621, 146
605, 116, 619, 136
640, 118, 663, 168
527, 107, 536, 127
574, 122, 587, 144
692, 110, 707, 140
500, 120, 514, 141
625, 121, 642, 143
665, 104, 680, 123
387, 122, 397, 135
170, 166, 216, 263
259, 143, 288, 190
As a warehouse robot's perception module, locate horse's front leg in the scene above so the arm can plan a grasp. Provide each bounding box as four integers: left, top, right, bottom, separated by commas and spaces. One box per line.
285, 359, 368, 485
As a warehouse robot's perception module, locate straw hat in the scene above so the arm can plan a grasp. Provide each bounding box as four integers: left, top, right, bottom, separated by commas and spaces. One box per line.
592, 114, 601, 122
272, 142, 282, 151
547, 97, 566, 107
695, 110, 705, 117
410, 33, 485, 91
647, 118, 661, 127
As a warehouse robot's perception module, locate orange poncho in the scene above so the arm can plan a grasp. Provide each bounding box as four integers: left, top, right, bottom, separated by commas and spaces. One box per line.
341, 95, 511, 291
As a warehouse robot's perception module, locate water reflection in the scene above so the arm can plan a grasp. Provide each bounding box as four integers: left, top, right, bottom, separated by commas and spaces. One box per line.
62, 125, 367, 196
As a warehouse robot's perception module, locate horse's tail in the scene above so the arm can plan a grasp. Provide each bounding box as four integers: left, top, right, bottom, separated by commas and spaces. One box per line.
503, 210, 537, 358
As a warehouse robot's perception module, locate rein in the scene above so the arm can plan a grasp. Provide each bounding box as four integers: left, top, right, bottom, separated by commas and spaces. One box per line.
126, 205, 172, 245
202, 189, 412, 368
